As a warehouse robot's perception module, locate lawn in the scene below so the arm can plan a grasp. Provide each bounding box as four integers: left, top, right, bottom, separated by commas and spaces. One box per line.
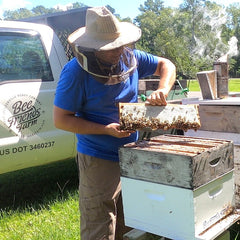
187, 78, 240, 92
0, 159, 80, 240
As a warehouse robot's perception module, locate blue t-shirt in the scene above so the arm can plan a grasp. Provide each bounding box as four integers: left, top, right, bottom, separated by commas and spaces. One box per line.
54, 49, 159, 161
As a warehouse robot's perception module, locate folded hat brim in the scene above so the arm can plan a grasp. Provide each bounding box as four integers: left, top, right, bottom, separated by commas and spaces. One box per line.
68, 22, 141, 51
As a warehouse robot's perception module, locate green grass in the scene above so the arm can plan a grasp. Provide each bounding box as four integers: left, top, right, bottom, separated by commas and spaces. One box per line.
0, 194, 80, 240
187, 78, 240, 92
0, 159, 80, 240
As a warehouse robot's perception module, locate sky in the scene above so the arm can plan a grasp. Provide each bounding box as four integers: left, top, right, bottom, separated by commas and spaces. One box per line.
0, 0, 239, 19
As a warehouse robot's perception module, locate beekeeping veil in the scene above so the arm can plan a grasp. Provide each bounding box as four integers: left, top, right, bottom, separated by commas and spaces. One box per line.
68, 6, 142, 85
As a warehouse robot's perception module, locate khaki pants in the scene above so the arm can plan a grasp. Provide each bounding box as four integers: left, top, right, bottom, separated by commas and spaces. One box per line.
77, 153, 131, 240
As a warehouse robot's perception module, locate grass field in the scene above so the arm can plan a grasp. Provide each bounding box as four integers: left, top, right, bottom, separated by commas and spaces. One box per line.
187, 78, 240, 92
0, 159, 80, 240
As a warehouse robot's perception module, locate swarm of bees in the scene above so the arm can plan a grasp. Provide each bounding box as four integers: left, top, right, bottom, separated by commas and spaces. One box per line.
119, 103, 201, 132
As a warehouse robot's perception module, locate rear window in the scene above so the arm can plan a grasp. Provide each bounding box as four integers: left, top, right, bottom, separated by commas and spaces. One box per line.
0, 32, 54, 82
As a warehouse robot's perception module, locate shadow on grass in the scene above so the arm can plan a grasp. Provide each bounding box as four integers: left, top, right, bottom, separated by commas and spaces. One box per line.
0, 158, 79, 211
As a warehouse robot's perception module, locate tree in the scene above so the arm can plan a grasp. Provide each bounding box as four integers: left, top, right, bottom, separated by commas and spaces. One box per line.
135, 0, 237, 78
139, 0, 164, 15
136, 0, 197, 78
72, 2, 86, 9
225, 3, 240, 77
2, 2, 87, 20
177, 1, 231, 75
135, 11, 159, 53
32, 6, 57, 16
4, 8, 34, 20
179, 0, 206, 47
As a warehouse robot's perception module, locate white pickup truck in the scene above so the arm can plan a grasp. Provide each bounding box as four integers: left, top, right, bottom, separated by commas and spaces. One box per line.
0, 21, 77, 174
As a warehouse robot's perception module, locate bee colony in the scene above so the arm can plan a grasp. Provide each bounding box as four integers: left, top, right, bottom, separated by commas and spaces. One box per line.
119, 135, 235, 240
119, 103, 201, 132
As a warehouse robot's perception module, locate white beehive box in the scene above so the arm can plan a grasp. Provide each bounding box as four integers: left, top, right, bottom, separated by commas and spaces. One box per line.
121, 170, 235, 240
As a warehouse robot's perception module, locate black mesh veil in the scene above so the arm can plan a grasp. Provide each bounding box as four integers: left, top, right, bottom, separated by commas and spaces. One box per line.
73, 46, 137, 85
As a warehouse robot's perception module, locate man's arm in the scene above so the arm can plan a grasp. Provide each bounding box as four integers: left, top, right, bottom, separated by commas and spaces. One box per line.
147, 57, 176, 105
53, 106, 133, 138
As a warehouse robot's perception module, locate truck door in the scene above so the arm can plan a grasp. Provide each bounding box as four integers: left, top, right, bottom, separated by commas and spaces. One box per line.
0, 29, 76, 174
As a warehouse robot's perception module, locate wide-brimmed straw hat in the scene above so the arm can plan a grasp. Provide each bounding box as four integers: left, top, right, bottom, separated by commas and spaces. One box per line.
68, 6, 142, 51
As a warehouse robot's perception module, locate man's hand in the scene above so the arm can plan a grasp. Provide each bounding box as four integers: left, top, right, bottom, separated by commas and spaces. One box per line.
105, 123, 135, 138
147, 89, 167, 106
54, 106, 134, 137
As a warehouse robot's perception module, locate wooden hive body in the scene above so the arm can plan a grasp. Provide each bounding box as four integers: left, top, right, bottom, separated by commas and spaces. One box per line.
119, 134, 234, 189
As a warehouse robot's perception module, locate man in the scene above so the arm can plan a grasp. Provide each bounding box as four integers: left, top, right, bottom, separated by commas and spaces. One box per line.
53, 6, 176, 240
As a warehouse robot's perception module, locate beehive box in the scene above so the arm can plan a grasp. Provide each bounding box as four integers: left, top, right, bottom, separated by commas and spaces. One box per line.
119, 134, 234, 189
121, 170, 235, 240
185, 130, 240, 209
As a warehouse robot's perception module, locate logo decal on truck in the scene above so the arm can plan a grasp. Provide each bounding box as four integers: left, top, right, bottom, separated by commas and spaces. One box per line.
3, 94, 45, 138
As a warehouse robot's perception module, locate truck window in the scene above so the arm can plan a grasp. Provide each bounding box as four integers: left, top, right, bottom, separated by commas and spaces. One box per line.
0, 32, 54, 82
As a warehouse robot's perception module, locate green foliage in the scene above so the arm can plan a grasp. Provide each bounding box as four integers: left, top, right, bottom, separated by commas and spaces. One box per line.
2, 1, 240, 78
135, 0, 240, 78
72, 2, 86, 9
3, 2, 87, 20
32, 5, 57, 15
4, 8, 34, 20
139, 0, 164, 15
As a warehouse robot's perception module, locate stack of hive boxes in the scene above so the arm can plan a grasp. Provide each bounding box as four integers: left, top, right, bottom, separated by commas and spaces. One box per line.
119, 134, 235, 240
